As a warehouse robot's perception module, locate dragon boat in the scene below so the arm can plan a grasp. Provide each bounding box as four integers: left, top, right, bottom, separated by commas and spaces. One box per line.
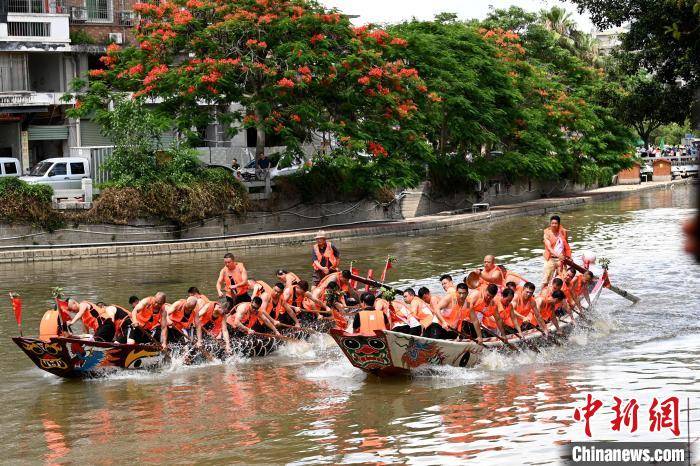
13, 316, 333, 379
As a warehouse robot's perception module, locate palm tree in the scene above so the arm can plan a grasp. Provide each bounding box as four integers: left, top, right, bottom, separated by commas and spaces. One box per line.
542, 6, 576, 37
572, 31, 602, 66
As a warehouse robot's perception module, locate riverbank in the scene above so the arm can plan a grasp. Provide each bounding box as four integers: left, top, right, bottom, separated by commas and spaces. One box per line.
0, 179, 691, 264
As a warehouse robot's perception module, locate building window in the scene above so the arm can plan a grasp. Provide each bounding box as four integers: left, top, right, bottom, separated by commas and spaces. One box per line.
7, 22, 51, 37
8, 0, 45, 14
85, 0, 113, 23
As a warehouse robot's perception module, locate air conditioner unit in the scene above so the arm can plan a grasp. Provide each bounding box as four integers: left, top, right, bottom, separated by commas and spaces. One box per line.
108, 32, 123, 44
119, 11, 135, 26
70, 6, 87, 21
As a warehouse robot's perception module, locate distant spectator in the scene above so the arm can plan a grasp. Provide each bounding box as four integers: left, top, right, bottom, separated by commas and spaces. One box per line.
231, 158, 240, 170
257, 154, 271, 170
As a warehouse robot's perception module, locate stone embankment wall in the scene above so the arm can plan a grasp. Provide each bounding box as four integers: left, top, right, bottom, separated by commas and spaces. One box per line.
0, 179, 689, 264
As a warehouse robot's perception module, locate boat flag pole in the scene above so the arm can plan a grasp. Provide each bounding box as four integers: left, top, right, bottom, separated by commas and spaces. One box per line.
563, 257, 640, 304
9, 292, 22, 336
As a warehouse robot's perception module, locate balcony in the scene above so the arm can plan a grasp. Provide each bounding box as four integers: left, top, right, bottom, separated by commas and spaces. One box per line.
0, 15, 70, 44
0, 91, 66, 108
8, 0, 67, 14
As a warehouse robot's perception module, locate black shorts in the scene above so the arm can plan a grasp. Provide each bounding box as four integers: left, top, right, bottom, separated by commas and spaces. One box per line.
278, 312, 295, 326
555, 307, 567, 317
94, 319, 115, 342
422, 322, 447, 339
460, 321, 479, 340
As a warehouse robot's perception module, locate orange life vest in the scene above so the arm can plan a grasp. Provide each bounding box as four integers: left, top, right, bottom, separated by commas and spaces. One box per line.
112, 305, 131, 337
312, 242, 339, 271
240, 304, 261, 330
571, 275, 587, 298
136, 297, 162, 331
199, 301, 223, 337
222, 264, 249, 297
443, 295, 469, 329
514, 295, 537, 326
538, 288, 556, 322
543, 226, 571, 260
357, 309, 387, 336
414, 301, 436, 329
169, 299, 195, 332
80, 301, 100, 331
498, 299, 522, 329
472, 293, 499, 330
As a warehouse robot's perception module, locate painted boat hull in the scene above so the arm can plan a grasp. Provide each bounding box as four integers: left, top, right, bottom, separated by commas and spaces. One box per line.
330, 315, 576, 377
12, 336, 162, 379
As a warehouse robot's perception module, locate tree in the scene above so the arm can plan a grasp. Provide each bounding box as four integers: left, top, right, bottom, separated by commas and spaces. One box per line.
612, 72, 691, 148
72, 0, 430, 171
569, 0, 700, 90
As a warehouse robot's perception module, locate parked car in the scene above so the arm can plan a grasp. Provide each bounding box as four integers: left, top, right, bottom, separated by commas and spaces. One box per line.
238, 154, 304, 181
20, 157, 90, 190
0, 157, 21, 178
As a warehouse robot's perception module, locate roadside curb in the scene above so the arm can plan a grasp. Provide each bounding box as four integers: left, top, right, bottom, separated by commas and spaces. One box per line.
0, 179, 690, 264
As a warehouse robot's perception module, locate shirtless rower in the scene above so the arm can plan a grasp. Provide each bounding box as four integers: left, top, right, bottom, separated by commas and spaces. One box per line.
66, 299, 115, 341
418, 287, 451, 338
497, 288, 526, 338
188, 286, 209, 302
440, 274, 457, 296
129, 292, 167, 344
475, 255, 506, 288
537, 278, 565, 333
196, 299, 232, 354
312, 270, 359, 303
569, 270, 594, 309
403, 288, 448, 339
268, 282, 301, 327
161, 296, 198, 347
436, 283, 470, 339
216, 253, 250, 307
284, 280, 330, 324
542, 215, 572, 289
276, 269, 301, 288
227, 297, 280, 336
514, 282, 549, 336
468, 283, 506, 338
386, 298, 422, 336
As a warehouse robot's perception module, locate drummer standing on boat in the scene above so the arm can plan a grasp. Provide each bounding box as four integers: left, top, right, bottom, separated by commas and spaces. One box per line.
217, 253, 250, 308
542, 215, 571, 289
311, 230, 340, 286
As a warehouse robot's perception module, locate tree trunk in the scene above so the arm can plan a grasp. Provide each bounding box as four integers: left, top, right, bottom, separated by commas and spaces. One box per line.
255, 107, 265, 161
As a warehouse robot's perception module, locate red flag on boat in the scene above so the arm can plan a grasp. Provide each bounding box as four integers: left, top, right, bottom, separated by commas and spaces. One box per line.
349, 266, 360, 289
380, 256, 394, 282
55, 297, 71, 324
365, 269, 374, 292
601, 269, 611, 288
10, 293, 22, 326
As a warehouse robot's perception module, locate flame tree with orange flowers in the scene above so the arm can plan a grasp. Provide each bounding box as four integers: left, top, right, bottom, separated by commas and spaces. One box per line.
70, 0, 433, 184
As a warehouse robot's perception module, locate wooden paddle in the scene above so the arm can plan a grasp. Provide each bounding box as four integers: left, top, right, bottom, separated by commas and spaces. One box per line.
249, 330, 299, 342
562, 257, 640, 304
276, 322, 321, 335
348, 273, 403, 294
478, 324, 520, 352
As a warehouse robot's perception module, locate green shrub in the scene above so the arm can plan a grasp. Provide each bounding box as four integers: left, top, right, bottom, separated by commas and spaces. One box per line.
0, 178, 63, 231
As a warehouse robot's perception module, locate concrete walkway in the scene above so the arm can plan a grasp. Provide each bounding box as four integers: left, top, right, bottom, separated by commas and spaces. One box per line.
0, 179, 690, 264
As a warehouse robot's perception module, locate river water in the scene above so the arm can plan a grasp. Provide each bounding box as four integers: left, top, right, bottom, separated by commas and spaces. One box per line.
1, 184, 698, 465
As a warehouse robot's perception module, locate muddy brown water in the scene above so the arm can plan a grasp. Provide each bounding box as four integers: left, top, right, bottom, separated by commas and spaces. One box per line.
1, 184, 698, 464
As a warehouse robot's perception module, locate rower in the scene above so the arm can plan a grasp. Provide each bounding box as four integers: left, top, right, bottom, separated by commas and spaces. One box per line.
515, 282, 548, 335
475, 255, 506, 288
418, 287, 451, 338
276, 269, 301, 288
387, 298, 422, 336
312, 230, 340, 286
227, 297, 280, 336
128, 295, 140, 309
497, 288, 527, 338
188, 286, 209, 302
551, 290, 571, 319
537, 279, 563, 333
403, 288, 444, 339
570, 270, 594, 309
440, 274, 457, 296
109, 304, 134, 343
287, 280, 331, 323
129, 292, 167, 344
216, 253, 250, 307
312, 269, 359, 303
435, 283, 470, 339
66, 299, 114, 340
162, 296, 198, 347
269, 282, 301, 327
196, 299, 232, 354
542, 215, 571, 289
560, 269, 583, 313
353, 293, 389, 336
469, 283, 506, 338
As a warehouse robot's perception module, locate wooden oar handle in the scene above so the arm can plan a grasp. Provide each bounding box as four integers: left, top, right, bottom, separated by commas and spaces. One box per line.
347, 273, 403, 294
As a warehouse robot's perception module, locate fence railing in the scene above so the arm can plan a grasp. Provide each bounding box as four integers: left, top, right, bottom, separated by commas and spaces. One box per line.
8, 0, 66, 14
7, 21, 51, 37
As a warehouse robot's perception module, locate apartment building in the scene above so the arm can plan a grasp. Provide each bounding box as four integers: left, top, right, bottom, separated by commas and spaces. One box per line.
0, 0, 135, 173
